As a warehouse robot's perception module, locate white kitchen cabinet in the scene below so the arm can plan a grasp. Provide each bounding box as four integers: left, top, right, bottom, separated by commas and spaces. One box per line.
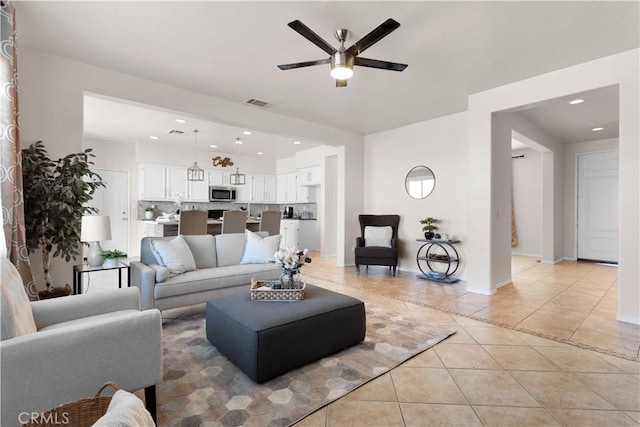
138, 163, 188, 201
280, 219, 300, 249
250, 174, 264, 202
138, 164, 166, 201
235, 174, 252, 202
263, 175, 277, 203
298, 220, 319, 250
277, 173, 298, 203
295, 180, 309, 203
249, 174, 277, 203
186, 178, 209, 202
209, 169, 231, 187
298, 166, 321, 186
165, 166, 188, 201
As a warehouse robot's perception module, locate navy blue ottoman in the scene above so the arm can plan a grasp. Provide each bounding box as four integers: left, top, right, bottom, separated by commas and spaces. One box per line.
205, 284, 366, 383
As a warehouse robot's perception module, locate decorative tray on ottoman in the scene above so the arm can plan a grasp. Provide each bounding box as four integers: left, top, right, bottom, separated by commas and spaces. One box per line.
250, 279, 305, 301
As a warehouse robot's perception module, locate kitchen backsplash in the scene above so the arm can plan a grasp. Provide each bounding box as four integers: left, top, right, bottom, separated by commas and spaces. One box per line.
138, 201, 317, 220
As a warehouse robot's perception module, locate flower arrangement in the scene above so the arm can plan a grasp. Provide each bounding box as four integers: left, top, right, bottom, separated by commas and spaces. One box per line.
172, 192, 184, 211
274, 247, 312, 272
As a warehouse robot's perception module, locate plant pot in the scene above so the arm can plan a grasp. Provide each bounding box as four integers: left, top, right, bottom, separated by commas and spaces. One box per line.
104, 258, 120, 268
38, 284, 72, 300
424, 231, 435, 240
145, 211, 154, 219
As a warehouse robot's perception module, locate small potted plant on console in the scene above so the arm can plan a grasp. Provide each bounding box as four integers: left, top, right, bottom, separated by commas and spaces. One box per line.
101, 249, 127, 268
420, 217, 439, 240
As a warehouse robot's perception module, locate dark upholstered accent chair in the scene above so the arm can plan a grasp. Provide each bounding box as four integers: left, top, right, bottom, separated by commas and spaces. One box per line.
355, 214, 400, 276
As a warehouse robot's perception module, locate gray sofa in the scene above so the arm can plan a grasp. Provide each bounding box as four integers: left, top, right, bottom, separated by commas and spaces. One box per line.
131, 233, 281, 311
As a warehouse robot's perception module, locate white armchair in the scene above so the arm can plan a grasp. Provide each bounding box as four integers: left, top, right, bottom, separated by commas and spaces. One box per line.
0, 260, 162, 427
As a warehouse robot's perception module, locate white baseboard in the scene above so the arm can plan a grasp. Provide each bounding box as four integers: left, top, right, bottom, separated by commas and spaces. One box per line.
511, 252, 541, 258
616, 314, 640, 325
496, 278, 512, 288
465, 285, 497, 296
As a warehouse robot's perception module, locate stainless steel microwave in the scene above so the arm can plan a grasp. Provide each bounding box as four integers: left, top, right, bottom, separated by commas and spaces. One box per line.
209, 186, 237, 202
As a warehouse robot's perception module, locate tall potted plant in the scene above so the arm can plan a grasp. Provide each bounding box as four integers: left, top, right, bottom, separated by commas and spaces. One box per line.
22, 141, 105, 297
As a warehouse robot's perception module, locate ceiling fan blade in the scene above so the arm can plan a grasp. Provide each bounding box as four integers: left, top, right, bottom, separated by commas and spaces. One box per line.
336, 79, 348, 87
346, 18, 400, 56
278, 58, 330, 70
354, 57, 408, 72
288, 20, 336, 56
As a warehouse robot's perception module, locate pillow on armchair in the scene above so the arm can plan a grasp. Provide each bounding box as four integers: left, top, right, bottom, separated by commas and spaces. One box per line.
1, 257, 37, 340
364, 226, 393, 248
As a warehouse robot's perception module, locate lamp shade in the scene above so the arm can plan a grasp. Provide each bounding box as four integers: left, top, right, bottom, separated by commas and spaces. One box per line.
81, 215, 112, 242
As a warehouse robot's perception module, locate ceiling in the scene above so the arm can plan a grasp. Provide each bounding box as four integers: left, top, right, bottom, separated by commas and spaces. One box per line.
84, 95, 320, 160
15, 2, 638, 142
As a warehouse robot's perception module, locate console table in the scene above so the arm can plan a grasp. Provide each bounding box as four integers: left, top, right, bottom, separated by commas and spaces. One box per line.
415, 239, 461, 283
72, 261, 131, 294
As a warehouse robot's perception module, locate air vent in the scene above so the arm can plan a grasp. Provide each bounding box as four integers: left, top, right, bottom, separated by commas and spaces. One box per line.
168, 129, 184, 135
245, 98, 269, 108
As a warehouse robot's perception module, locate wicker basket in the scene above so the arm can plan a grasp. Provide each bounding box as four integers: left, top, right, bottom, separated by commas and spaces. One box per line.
251, 279, 305, 301
21, 382, 119, 427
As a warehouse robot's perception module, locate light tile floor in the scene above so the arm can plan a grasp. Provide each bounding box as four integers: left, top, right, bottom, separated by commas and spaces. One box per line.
291, 254, 639, 426
85, 255, 640, 426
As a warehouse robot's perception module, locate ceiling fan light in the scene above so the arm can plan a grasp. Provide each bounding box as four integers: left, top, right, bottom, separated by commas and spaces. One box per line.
330, 66, 353, 80
331, 51, 354, 80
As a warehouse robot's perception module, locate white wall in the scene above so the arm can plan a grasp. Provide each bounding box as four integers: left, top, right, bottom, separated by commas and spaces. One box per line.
364, 112, 469, 278
563, 138, 619, 260
18, 48, 363, 289
511, 148, 542, 257
467, 49, 639, 323
505, 113, 564, 264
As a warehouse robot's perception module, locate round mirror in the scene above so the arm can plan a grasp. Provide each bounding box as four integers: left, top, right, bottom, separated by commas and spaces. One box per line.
405, 166, 435, 199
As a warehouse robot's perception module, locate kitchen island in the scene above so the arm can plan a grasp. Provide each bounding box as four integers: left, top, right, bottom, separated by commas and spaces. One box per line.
141, 218, 261, 238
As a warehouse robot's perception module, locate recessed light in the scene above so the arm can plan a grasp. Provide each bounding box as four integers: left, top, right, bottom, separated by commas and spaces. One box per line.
210, 145, 218, 148
569, 99, 584, 105
235, 137, 243, 144
257, 151, 264, 155
592, 127, 604, 132
293, 141, 301, 145
243, 131, 252, 135
175, 119, 187, 123
149, 136, 159, 140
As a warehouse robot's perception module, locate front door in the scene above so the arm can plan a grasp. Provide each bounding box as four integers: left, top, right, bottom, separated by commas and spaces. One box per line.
577, 150, 618, 263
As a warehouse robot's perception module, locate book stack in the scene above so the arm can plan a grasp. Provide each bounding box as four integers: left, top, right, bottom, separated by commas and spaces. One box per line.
427, 271, 445, 280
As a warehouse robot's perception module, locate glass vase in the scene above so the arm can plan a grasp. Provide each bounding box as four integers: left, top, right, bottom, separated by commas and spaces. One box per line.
280, 269, 302, 289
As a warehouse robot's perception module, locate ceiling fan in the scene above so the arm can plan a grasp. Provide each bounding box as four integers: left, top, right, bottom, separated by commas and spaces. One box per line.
277, 18, 408, 87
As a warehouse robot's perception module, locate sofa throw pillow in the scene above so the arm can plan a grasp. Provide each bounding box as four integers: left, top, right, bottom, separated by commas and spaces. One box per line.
241, 230, 281, 265
1, 257, 37, 340
214, 233, 247, 267
148, 264, 171, 283
182, 234, 217, 269
93, 389, 155, 427
150, 236, 196, 275
364, 226, 393, 248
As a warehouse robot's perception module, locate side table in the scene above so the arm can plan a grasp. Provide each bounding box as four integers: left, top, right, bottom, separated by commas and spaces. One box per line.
415, 239, 461, 283
72, 261, 131, 294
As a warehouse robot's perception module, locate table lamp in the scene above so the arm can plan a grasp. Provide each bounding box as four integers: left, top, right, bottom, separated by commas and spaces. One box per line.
81, 215, 112, 267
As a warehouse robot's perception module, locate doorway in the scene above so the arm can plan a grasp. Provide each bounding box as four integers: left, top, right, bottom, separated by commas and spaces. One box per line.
576, 150, 619, 263
92, 169, 130, 256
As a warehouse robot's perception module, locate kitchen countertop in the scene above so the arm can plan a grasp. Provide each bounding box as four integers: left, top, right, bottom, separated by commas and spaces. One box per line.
144, 219, 262, 225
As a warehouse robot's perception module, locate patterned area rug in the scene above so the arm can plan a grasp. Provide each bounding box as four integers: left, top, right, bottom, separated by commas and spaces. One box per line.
157, 304, 455, 426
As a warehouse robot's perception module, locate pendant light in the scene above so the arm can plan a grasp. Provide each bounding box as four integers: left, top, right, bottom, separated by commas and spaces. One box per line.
228, 136, 246, 185
230, 167, 246, 185
187, 129, 204, 181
